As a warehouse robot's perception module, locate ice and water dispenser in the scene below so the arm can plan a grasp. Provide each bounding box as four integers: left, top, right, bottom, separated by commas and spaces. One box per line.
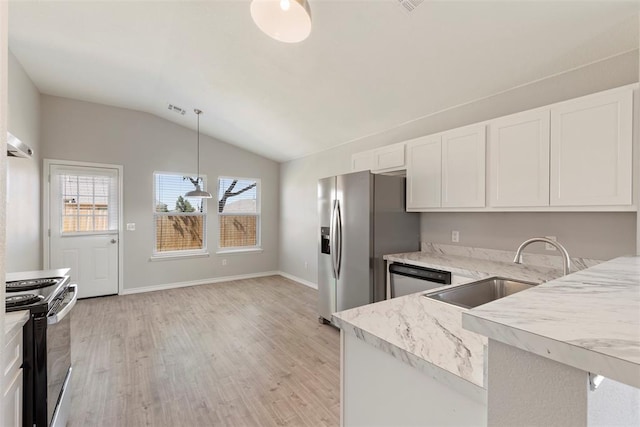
320, 227, 331, 254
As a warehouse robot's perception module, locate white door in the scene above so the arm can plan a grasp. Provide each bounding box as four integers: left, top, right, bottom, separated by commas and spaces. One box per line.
488, 109, 550, 207
48, 163, 120, 298
441, 124, 486, 208
406, 135, 442, 209
550, 88, 633, 206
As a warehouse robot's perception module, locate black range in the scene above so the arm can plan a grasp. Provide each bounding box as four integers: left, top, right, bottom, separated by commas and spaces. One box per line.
6, 269, 77, 427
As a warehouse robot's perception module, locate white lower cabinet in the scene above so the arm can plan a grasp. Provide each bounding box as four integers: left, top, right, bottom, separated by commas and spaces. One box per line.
3, 369, 23, 427
3, 325, 24, 427
550, 88, 633, 207
488, 109, 550, 207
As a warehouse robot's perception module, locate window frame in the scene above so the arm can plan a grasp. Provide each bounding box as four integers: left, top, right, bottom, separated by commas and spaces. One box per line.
58, 168, 119, 236
152, 171, 209, 259
217, 176, 262, 253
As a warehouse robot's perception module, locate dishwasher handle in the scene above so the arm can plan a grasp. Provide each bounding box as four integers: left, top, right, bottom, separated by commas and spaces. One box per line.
388, 263, 452, 284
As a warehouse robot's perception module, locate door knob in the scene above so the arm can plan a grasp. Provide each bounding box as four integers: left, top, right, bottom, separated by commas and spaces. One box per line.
110, 239, 117, 244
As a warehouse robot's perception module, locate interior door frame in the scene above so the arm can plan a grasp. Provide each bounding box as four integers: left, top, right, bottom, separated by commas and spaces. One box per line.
43, 159, 124, 295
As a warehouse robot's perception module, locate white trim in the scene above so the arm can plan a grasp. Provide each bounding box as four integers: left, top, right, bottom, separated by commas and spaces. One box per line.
277, 271, 318, 289
119, 271, 280, 295
43, 159, 125, 296
149, 252, 210, 262
119, 271, 317, 295
216, 248, 263, 255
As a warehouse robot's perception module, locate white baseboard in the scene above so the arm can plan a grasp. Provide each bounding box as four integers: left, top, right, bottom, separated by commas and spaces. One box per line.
277, 271, 318, 289
120, 271, 280, 295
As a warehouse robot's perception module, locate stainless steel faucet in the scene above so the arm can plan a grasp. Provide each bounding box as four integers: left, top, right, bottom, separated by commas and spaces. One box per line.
513, 237, 571, 276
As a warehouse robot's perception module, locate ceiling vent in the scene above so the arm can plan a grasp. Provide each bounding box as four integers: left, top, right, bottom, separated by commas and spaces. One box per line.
167, 104, 187, 115
396, 0, 424, 14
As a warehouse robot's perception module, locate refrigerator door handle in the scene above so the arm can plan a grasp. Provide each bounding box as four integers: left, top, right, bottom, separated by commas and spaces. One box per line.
330, 200, 338, 279
335, 200, 343, 279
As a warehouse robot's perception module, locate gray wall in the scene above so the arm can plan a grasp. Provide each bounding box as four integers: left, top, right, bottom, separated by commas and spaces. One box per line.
6, 50, 41, 272
279, 50, 640, 284
40, 95, 279, 290
421, 212, 636, 260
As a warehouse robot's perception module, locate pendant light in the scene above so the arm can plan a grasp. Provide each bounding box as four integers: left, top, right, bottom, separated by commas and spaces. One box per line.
250, 0, 311, 43
185, 109, 212, 199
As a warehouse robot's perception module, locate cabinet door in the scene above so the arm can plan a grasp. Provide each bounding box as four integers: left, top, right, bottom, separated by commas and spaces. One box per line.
2, 369, 23, 427
351, 150, 374, 172
489, 109, 550, 207
550, 89, 633, 206
373, 143, 405, 172
406, 135, 441, 209
442, 124, 486, 208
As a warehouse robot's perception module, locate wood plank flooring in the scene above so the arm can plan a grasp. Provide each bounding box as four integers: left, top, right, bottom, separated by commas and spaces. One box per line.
69, 275, 340, 426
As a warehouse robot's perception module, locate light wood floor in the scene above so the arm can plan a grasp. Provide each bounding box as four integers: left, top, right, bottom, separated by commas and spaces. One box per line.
69, 275, 340, 426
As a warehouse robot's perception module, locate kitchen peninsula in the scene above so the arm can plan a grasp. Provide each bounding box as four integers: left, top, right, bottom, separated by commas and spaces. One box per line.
463, 256, 640, 426
333, 249, 640, 426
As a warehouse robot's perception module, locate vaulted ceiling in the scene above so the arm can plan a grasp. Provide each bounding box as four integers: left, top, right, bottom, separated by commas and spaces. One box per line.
8, 1, 640, 162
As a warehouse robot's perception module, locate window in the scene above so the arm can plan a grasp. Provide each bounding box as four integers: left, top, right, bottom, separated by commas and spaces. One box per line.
218, 177, 260, 251
59, 170, 118, 234
153, 172, 207, 256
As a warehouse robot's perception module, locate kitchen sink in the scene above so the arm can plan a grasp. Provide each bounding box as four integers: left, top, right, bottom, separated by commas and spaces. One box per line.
425, 277, 537, 309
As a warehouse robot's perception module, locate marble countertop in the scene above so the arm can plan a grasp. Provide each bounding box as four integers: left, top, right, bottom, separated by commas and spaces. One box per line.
384, 251, 563, 284
463, 256, 640, 389
5, 310, 29, 338
332, 285, 488, 398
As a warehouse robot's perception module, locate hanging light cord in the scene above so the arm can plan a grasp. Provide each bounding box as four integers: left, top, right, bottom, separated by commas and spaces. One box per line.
195, 109, 202, 183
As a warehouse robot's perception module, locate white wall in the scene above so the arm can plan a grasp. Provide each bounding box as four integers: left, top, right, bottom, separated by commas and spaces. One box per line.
40, 95, 279, 291
6, 50, 41, 272
0, 0, 9, 376
279, 50, 640, 285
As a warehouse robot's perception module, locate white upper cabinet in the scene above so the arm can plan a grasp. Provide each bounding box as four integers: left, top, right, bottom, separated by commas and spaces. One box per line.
373, 142, 405, 172
351, 150, 374, 172
351, 142, 406, 174
550, 89, 633, 206
406, 135, 442, 209
441, 124, 486, 208
489, 109, 550, 207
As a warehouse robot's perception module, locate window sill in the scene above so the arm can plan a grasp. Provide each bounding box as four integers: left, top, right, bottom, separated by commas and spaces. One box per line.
216, 248, 263, 255
149, 252, 210, 262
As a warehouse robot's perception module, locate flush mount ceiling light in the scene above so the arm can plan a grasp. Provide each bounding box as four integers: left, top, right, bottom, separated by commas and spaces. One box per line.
185, 109, 213, 199
250, 0, 312, 43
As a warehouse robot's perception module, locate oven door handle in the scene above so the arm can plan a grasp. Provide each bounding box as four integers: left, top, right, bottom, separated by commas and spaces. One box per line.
47, 284, 78, 325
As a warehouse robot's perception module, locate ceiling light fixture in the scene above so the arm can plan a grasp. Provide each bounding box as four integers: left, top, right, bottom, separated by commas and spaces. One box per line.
185, 109, 212, 199
250, 0, 312, 43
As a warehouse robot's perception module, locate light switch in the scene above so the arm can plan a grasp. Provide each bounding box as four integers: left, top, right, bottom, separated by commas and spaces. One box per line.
126, 223, 136, 231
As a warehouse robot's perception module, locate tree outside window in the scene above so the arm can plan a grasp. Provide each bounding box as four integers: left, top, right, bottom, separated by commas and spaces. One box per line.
153, 172, 207, 255
218, 177, 260, 250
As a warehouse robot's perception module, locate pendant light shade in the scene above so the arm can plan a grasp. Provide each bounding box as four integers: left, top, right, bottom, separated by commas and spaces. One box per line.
250, 0, 311, 43
185, 109, 212, 199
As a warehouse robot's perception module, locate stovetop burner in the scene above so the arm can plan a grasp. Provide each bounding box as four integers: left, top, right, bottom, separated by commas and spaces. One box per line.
6, 277, 61, 292
5, 293, 45, 308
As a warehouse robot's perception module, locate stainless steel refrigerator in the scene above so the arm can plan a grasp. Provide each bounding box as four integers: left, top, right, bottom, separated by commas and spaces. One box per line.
318, 170, 420, 324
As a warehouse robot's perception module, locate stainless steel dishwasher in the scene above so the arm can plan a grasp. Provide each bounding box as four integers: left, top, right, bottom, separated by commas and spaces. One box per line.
388, 263, 452, 299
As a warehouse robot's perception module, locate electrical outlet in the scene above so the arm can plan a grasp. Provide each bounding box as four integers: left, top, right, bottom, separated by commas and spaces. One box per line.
304, 261, 308, 270
451, 230, 460, 243
545, 236, 557, 251
222, 259, 228, 266
126, 223, 136, 231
